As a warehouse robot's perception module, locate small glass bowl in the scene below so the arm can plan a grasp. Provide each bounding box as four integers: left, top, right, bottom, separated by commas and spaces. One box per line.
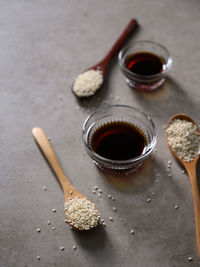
82, 104, 157, 175
118, 40, 172, 91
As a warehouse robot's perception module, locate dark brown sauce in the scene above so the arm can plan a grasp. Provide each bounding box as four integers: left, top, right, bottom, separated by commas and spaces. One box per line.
91, 121, 146, 160
125, 52, 164, 75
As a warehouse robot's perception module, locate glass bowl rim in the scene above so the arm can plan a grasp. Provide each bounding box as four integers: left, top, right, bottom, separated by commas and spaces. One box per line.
82, 104, 157, 165
118, 40, 173, 79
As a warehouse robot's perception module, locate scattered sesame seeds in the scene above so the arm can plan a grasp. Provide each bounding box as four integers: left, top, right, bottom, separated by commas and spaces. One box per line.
73, 245, 77, 251
36, 228, 41, 232
188, 256, 193, 261
60, 247, 65, 251
52, 227, 56, 230
52, 209, 56, 213
147, 198, 151, 203
37, 256, 40, 260
174, 205, 179, 209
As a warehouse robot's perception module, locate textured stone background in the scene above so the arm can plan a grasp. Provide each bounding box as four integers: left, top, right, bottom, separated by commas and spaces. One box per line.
0, 0, 200, 266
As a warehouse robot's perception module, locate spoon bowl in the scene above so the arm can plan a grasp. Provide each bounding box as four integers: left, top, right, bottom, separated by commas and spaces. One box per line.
72, 18, 138, 98
166, 114, 200, 256
32, 127, 100, 231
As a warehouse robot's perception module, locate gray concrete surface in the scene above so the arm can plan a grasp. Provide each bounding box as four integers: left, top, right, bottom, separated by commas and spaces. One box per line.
1, 0, 200, 266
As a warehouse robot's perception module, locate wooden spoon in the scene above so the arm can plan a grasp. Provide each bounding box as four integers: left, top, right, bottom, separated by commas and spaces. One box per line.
32, 127, 100, 230
72, 18, 138, 98
166, 114, 200, 255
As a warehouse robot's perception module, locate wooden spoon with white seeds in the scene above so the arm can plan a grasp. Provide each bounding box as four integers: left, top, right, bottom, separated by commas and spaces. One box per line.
72, 18, 138, 98
32, 127, 100, 231
166, 114, 200, 256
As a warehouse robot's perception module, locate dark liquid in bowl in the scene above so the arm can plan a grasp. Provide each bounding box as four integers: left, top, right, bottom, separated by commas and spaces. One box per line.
125, 52, 164, 75
91, 121, 146, 160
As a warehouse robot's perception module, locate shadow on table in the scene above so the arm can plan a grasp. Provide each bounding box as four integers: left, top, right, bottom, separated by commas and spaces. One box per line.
131, 76, 200, 124
71, 224, 117, 264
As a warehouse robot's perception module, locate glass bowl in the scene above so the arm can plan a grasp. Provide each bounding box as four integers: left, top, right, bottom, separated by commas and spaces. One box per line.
82, 104, 157, 175
118, 40, 172, 91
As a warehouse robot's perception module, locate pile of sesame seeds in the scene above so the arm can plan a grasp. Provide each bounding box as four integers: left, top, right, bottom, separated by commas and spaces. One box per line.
166, 119, 200, 162
73, 69, 103, 97
64, 197, 100, 230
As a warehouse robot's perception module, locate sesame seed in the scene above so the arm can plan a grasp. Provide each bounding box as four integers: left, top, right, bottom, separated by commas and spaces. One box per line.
147, 198, 151, 203
64, 198, 100, 230
69, 191, 73, 195
98, 193, 102, 197
108, 195, 112, 199
130, 229, 135, 235
52, 227, 56, 230
52, 209, 56, 212
174, 205, 179, 209
60, 247, 64, 251
43, 186, 47, 191
92, 190, 96, 194
73, 245, 77, 250
151, 192, 155, 196
182, 170, 186, 174
188, 256, 193, 261
166, 119, 200, 162
47, 221, 51, 225
98, 189, 102, 193
111, 197, 115, 201
109, 217, 113, 221
47, 137, 51, 141
113, 207, 116, 211
36, 228, 41, 232
37, 256, 40, 260
94, 186, 98, 190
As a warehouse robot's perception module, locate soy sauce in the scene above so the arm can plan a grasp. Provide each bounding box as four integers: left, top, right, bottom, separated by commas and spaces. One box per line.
91, 121, 146, 160
125, 52, 164, 75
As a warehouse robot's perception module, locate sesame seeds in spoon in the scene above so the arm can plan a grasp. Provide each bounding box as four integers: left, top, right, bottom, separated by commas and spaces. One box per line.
72, 19, 138, 98
32, 127, 100, 230
166, 114, 200, 256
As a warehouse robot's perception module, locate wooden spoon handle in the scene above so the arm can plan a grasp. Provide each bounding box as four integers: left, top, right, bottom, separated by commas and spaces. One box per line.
187, 160, 200, 256
32, 127, 73, 193
98, 18, 138, 68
